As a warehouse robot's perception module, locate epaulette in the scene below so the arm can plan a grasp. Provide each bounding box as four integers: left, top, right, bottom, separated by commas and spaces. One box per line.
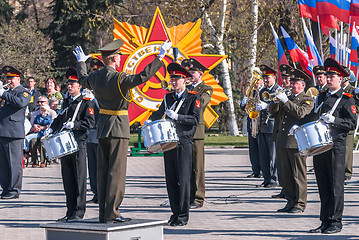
343, 92, 353, 98
83, 97, 91, 100
188, 91, 198, 94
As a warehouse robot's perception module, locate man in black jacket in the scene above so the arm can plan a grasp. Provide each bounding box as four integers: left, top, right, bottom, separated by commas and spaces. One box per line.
50, 67, 95, 222
149, 63, 200, 226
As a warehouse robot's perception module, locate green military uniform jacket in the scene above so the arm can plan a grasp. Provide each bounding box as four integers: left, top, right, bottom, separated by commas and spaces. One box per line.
77, 58, 163, 139
316, 84, 328, 93
192, 82, 213, 140
269, 91, 314, 149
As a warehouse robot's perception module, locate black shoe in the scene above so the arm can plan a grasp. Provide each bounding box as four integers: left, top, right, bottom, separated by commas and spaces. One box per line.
277, 206, 292, 213
271, 192, 285, 198
1, 193, 19, 199
309, 224, 328, 233
322, 225, 341, 234
289, 207, 303, 213
170, 219, 187, 226
110, 216, 132, 223
67, 215, 83, 222
264, 182, 277, 188
57, 216, 69, 222
190, 202, 202, 209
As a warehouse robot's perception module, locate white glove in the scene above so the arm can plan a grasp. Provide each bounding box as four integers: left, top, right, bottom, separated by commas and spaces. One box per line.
158, 40, 172, 60
288, 124, 299, 136
354, 87, 359, 95
44, 128, 53, 137
256, 101, 269, 111
64, 121, 75, 130
0, 88, 4, 97
73, 46, 92, 62
276, 92, 289, 103
165, 109, 178, 120
320, 113, 335, 124
240, 96, 248, 107
144, 119, 152, 125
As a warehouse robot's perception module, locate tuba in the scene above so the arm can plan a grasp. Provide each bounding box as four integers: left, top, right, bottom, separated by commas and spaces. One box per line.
161, 80, 173, 91
245, 67, 262, 119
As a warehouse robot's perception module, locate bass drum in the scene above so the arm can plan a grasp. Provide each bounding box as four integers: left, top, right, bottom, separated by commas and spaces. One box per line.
141, 119, 178, 153
294, 120, 333, 156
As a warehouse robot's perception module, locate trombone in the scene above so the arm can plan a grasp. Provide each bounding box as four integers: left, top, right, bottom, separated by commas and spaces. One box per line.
262, 88, 292, 102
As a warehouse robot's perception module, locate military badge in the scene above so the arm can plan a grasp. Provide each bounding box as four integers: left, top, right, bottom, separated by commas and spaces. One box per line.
206, 90, 212, 95
89, 108, 94, 115
23, 92, 29, 98
305, 101, 311, 105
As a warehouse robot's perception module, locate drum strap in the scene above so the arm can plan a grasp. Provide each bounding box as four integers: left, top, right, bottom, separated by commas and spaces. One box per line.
70, 100, 83, 123
174, 97, 185, 113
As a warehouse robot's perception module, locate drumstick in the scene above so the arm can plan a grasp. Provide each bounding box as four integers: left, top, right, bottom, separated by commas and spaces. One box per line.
161, 101, 177, 119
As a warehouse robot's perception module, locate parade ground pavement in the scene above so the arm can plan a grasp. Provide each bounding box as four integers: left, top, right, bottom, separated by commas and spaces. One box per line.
1, 148, 359, 240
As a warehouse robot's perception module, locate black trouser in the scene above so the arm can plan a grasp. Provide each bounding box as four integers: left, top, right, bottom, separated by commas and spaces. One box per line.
60, 140, 87, 218
97, 137, 128, 222
257, 132, 277, 184
86, 142, 98, 197
164, 142, 192, 224
0, 137, 23, 195
248, 133, 261, 176
313, 139, 346, 228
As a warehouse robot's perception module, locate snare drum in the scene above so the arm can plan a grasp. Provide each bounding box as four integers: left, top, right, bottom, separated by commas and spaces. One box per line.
141, 119, 178, 153
41, 131, 79, 160
294, 120, 333, 156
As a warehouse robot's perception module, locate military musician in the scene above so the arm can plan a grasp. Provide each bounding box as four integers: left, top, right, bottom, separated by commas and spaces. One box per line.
149, 63, 200, 226
0, 66, 31, 199
309, 59, 356, 234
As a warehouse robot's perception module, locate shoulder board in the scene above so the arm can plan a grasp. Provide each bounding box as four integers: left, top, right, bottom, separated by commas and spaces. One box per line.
188, 91, 198, 94
343, 92, 353, 98
83, 97, 91, 100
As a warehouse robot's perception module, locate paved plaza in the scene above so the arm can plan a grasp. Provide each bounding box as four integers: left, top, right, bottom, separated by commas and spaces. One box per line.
0, 148, 359, 240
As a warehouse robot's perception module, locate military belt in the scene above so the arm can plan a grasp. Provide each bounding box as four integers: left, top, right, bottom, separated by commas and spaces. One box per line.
99, 109, 128, 116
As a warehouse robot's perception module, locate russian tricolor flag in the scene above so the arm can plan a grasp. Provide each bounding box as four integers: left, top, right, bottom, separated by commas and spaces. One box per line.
270, 23, 289, 85
351, 0, 359, 26
303, 21, 323, 66
316, 0, 351, 23
280, 26, 313, 76
350, 24, 359, 76
329, 36, 336, 59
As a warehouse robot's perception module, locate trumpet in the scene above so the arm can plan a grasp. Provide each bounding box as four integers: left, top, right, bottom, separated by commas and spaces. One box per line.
161, 80, 173, 91
262, 88, 292, 102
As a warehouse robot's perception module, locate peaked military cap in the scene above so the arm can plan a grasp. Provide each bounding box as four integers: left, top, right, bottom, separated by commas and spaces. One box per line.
289, 68, 311, 82
1, 66, 22, 78
324, 58, 349, 77
167, 63, 191, 78
181, 58, 209, 72
66, 67, 79, 82
341, 65, 356, 82
97, 39, 124, 57
313, 65, 325, 75
259, 64, 277, 76
279, 64, 293, 77
90, 58, 105, 70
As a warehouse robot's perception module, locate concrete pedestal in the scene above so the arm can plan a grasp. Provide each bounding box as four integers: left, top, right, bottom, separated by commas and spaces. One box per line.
41, 218, 167, 240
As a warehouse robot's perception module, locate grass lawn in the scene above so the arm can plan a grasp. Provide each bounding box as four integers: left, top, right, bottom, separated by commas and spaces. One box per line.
129, 133, 249, 147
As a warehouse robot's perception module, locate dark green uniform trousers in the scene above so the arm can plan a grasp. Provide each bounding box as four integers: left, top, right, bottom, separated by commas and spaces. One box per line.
97, 137, 128, 222
190, 139, 205, 205
279, 148, 307, 210
344, 132, 354, 179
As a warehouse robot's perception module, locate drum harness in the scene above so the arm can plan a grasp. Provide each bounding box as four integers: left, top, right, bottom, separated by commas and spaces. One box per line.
48, 100, 83, 133
162, 94, 185, 119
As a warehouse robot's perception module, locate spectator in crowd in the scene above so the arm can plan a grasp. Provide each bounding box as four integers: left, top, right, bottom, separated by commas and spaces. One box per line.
45, 77, 63, 110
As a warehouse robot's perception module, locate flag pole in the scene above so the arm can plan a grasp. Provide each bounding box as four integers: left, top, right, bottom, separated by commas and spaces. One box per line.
346, 16, 352, 67
335, 28, 339, 61
307, 18, 313, 38
340, 21, 344, 65
317, 16, 324, 61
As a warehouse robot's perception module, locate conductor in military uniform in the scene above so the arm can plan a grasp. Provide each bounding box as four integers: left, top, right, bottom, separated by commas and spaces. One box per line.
269, 68, 314, 213
73, 39, 172, 223
309, 59, 357, 234
0, 66, 31, 199
181, 58, 213, 209
149, 63, 200, 226
50, 67, 95, 221
256, 65, 279, 188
